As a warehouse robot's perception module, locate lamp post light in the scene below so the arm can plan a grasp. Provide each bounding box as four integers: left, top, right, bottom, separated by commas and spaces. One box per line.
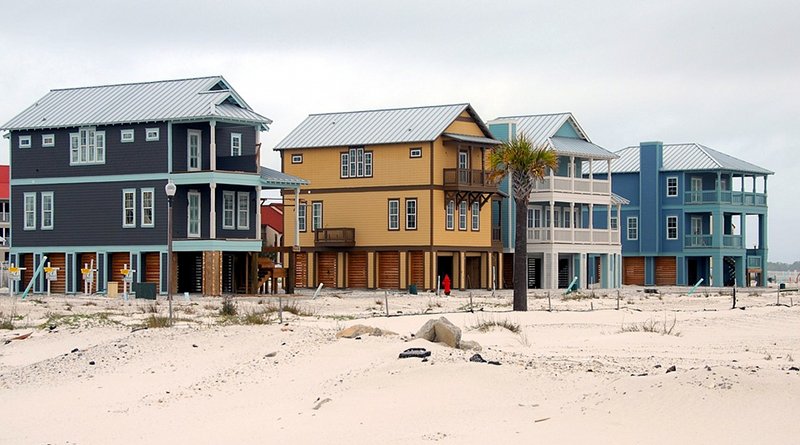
165, 180, 177, 324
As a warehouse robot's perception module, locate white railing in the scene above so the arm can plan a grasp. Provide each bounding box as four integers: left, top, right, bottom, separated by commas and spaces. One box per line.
531, 177, 611, 195
527, 227, 621, 245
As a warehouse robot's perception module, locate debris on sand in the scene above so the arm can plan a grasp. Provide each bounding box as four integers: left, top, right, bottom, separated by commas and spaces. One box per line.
399, 348, 431, 359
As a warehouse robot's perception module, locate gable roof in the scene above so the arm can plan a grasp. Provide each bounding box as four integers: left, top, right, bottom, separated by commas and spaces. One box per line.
261, 204, 284, 233
1, 76, 272, 131
489, 112, 617, 160
596, 143, 773, 175
274, 103, 498, 150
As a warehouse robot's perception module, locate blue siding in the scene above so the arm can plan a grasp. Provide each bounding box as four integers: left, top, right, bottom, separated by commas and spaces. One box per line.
638, 142, 662, 254
554, 122, 580, 138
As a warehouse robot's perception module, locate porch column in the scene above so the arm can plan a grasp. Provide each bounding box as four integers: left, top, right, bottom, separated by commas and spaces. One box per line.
570, 156, 575, 192
549, 200, 555, 243
589, 159, 593, 191
607, 204, 612, 244
740, 212, 746, 249
570, 202, 575, 243
736, 256, 746, 287
616, 204, 622, 241
256, 186, 262, 241
210, 120, 217, 171
210, 182, 217, 239
578, 253, 586, 289
588, 203, 594, 243
764, 175, 768, 195
711, 254, 724, 287
716, 171, 721, 202
294, 187, 300, 248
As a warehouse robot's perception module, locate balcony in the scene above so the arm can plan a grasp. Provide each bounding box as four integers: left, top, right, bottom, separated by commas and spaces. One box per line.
685, 190, 767, 206
527, 227, 620, 245
443, 169, 496, 192
684, 234, 743, 249
314, 228, 356, 247
531, 177, 610, 195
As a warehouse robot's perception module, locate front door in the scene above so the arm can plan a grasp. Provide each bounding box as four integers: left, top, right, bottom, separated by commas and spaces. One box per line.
691, 216, 702, 246
690, 177, 702, 202
188, 129, 202, 171
458, 151, 469, 183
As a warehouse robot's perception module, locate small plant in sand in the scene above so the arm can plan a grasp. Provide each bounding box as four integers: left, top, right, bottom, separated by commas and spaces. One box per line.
141, 303, 160, 314
469, 316, 521, 334
181, 305, 197, 315
280, 301, 314, 317
0, 311, 14, 330
83, 301, 98, 307
220, 296, 238, 316
241, 308, 273, 325
620, 314, 681, 337
788, 354, 794, 362
144, 314, 171, 328
763, 351, 773, 361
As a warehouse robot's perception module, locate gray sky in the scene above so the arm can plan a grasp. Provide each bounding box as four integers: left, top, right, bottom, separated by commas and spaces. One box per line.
1, 0, 797, 261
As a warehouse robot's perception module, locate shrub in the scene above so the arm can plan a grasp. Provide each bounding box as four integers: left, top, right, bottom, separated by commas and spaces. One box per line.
220, 296, 238, 316
144, 314, 171, 328
469, 317, 521, 334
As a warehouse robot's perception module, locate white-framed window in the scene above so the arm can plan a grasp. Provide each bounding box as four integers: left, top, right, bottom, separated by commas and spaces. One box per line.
563, 208, 571, 228
39, 192, 53, 230
70, 128, 105, 165
187, 191, 201, 237
471, 202, 480, 231
24, 192, 36, 230
312, 202, 323, 231
611, 215, 618, 230
627, 217, 638, 240
666, 215, 678, 240
19, 135, 31, 148
341, 148, 372, 178
292, 154, 303, 164
406, 199, 417, 230
120, 129, 135, 143
122, 189, 136, 228
42, 134, 55, 148
141, 188, 154, 228
237, 192, 250, 230
527, 207, 535, 229
410, 148, 422, 158
222, 191, 235, 229
146, 128, 160, 141
298, 203, 307, 232
446, 200, 455, 230
388, 199, 400, 230
231, 133, 242, 156
667, 177, 678, 197
458, 201, 467, 231
187, 129, 201, 171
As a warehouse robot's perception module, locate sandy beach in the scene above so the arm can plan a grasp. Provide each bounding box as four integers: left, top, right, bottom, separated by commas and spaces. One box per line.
1, 287, 799, 444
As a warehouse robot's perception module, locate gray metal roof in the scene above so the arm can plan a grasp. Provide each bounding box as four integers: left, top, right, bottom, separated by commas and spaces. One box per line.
488, 113, 617, 160
442, 133, 501, 145
611, 192, 630, 205
594, 143, 773, 175
2, 76, 272, 131
260, 167, 308, 188
274, 104, 494, 150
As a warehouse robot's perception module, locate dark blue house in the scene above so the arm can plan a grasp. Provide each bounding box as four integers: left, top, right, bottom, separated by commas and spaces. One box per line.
592, 141, 772, 287
1, 76, 306, 295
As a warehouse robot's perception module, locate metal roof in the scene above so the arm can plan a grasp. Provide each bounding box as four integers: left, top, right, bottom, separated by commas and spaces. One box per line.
594, 143, 774, 175
1, 76, 272, 131
488, 113, 617, 159
260, 166, 308, 188
611, 192, 630, 205
274, 104, 495, 150
442, 133, 501, 145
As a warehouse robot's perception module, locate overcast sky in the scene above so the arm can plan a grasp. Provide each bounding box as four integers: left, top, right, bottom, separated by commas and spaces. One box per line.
1, 0, 797, 261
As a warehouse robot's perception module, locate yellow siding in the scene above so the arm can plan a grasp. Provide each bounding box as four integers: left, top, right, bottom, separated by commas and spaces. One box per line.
432, 190, 493, 247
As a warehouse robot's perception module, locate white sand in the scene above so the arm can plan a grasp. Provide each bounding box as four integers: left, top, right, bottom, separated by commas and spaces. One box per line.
1, 287, 799, 444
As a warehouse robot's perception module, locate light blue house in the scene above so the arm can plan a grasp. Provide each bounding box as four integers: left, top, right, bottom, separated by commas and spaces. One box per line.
592, 141, 773, 287
488, 113, 625, 290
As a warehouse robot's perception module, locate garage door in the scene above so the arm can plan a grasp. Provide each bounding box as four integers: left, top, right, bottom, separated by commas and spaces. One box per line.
655, 256, 677, 286
45, 253, 66, 294
378, 251, 400, 289
317, 252, 337, 288
109, 252, 131, 287
347, 252, 368, 288
143, 253, 161, 285
623, 256, 645, 285
294, 253, 308, 288
409, 251, 425, 289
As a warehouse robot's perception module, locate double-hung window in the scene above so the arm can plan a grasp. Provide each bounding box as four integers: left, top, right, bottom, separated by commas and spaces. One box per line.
141, 189, 154, 228
388, 199, 400, 230
23, 193, 36, 230
187, 191, 201, 237
237, 192, 250, 230
471, 202, 480, 231
231, 133, 242, 156
312, 202, 323, 231
458, 201, 467, 231
187, 130, 201, 171
298, 203, 307, 232
446, 200, 455, 230
222, 192, 235, 229
610, 215, 618, 230
341, 148, 372, 178
627, 217, 638, 240
406, 199, 417, 230
666, 216, 678, 240
41, 192, 54, 230
527, 207, 535, 229
667, 177, 678, 197
122, 189, 136, 228
70, 128, 105, 165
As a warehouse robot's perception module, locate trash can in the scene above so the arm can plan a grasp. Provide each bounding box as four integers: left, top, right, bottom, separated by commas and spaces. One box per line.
133, 282, 157, 300
779, 283, 786, 290
408, 284, 418, 295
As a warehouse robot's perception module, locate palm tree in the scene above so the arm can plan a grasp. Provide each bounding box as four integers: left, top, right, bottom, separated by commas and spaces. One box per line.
488, 133, 558, 311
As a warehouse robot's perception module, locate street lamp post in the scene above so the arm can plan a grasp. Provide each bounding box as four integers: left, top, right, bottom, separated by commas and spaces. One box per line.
165, 181, 176, 324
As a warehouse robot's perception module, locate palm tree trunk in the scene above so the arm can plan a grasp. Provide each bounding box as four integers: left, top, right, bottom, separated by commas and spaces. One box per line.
513, 195, 528, 311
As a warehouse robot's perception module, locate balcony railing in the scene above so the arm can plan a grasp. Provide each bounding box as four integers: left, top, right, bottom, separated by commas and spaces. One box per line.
684, 234, 743, 249
685, 234, 712, 248
531, 177, 610, 195
723, 235, 743, 248
685, 190, 767, 206
527, 227, 620, 245
314, 228, 356, 247
443, 169, 495, 190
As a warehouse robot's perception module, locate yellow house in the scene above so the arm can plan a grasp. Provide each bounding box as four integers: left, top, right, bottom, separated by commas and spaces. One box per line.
275, 104, 505, 291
